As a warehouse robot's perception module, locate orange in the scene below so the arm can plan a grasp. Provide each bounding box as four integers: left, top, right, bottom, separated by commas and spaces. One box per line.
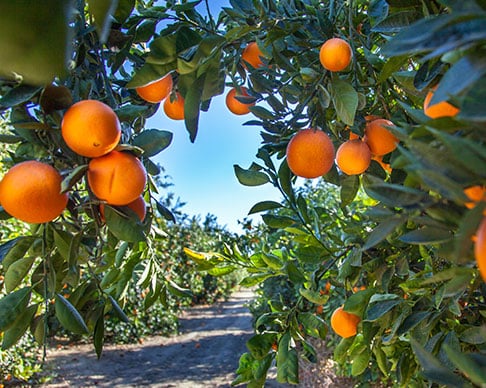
136, 73, 173, 103
0, 160, 68, 223
319, 38, 352, 72
464, 185, 486, 209
330, 305, 361, 338
225, 87, 255, 115
241, 42, 264, 69
364, 118, 398, 156
100, 195, 147, 222
61, 100, 121, 158
87, 151, 147, 206
286, 128, 335, 179
474, 217, 486, 282
424, 86, 460, 119
163, 92, 185, 120
336, 139, 371, 175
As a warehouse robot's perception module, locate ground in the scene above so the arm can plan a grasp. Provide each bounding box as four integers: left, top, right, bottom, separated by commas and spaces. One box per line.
40, 289, 352, 387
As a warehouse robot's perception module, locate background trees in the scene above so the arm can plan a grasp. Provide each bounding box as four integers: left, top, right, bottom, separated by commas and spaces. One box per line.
1, 0, 486, 386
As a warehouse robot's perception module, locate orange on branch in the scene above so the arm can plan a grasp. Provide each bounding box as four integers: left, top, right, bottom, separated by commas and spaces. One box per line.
424, 86, 460, 119
319, 38, 353, 72
286, 128, 335, 179
61, 100, 121, 158
336, 139, 371, 175
136, 73, 173, 103
330, 306, 361, 338
364, 118, 398, 156
241, 42, 265, 69
225, 87, 255, 115
163, 92, 185, 120
0, 161, 68, 223
87, 151, 147, 206
474, 217, 486, 282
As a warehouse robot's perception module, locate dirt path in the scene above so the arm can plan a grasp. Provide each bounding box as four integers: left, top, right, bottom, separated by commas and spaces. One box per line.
41, 289, 285, 387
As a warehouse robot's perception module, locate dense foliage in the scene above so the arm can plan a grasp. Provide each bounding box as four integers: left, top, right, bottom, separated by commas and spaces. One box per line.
1, 0, 486, 387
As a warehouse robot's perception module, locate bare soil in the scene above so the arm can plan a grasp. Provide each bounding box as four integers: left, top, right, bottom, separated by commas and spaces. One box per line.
39, 289, 352, 387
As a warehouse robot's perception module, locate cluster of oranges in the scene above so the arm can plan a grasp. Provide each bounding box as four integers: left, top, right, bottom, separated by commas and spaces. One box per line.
135, 73, 185, 120
0, 99, 148, 224
286, 118, 397, 179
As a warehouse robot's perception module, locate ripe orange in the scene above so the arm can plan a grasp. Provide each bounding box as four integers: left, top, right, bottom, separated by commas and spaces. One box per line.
225, 87, 255, 115
100, 195, 147, 222
423, 86, 460, 119
136, 73, 173, 103
464, 185, 486, 209
61, 100, 121, 158
330, 305, 361, 338
87, 151, 147, 206
336, 139, 371, 175
319, 38, 352, 72
0, 160, 68, 223
241, 42, 264, 69
364, 118, 398, 156
474, 217, 486, 282
163, 92, 185, 120
286, 128, 335, 179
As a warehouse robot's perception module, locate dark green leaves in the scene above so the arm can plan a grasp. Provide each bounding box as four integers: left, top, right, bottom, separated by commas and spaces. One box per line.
104, 205, 146, 243
0, 0, 73, 84
0, 287, 31, 332
331, 79, 358, 126
234, 164, 270, 186
133, 129, 172, 157
87, 0, 118, 43
276, 332, 299, 384
55, 294, 89, 335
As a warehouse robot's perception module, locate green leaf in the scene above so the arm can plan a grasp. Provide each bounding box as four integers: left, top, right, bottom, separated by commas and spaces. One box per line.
126, 62, 176, 88
278, 159, 294, 201
133, 129, 172, 157
399, 227, 452, 245
104, 206, 146, 243
207, 266, 236, 276
444, 345, 486, 387
0, 236, 36, 268
0, 287, 31, 331
331, 78, 358, 126
340, 174, 360, 207
248, 201, 282, 215
351, 349, 371, 376
234, 164, 270, 186
262, 214, 295, 229
184, 74, 205, 142
167, 279, 193, 298
363, 178, 430, 207
61, 165, 88, 193
0, 0, 72, 84
460, 326, 486, 345
239, 273, 274, 287
0, 85, 42, 109
155, 200, 176, 222
298, 312, 327, 339
87, 0, 118, 43
249, 106, 275, 120
460, 75, 486, 122
55, 294, 89, 335
362, 216, 406, 250
365, 298, 402, 321
276, 332, 299, 384
113, 0, 135, 23
4, 256, 35, 293
299, 288, 328, 305
108, 295, 130, 323
410, 338, 468, 387
246, 333, 275, 360
2, 304, 38, 350
94, 312, 104, 359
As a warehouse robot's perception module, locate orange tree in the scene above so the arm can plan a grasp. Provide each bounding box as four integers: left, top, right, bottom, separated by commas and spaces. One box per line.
1, 0, 486, 386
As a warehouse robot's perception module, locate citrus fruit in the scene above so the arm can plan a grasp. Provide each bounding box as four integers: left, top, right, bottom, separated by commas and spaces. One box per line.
163, 92, 185, 120
286, 128, 335, 179
100, 195, 146, 222
319, 38, 352, 72
464, 185, 486, 209
0, 160, 68, 223
242, 42, 264, 69
136, 73, 173, 103
225, 87, 255, 115
424, 86, 460, 119
330, 305, 361, 338
336, 139, 371, 175
474, 217, 486, 282
364, 118, 398, 156
87, 151, 147, 206
61, 100, 121, 158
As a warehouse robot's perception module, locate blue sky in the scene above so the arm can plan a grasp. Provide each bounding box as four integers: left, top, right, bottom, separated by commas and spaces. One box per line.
147, 0, 283, 232
149, 95, 282, 232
